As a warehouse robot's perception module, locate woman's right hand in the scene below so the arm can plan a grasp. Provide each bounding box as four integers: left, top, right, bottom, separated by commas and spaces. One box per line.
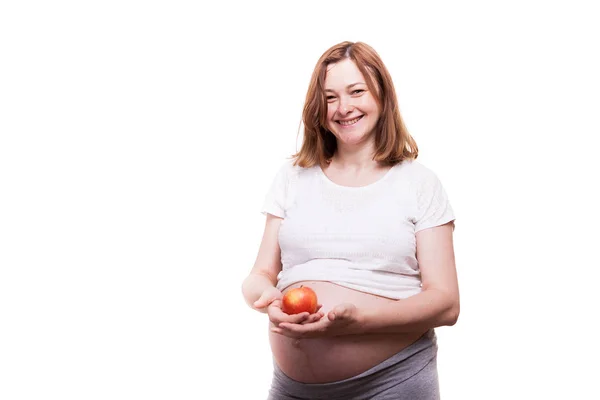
253, 286, 283, 311
267, 298, 324, 327
254, 286, 323, 325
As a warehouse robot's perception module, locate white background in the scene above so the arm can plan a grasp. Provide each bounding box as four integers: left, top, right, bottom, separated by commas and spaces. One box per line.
1, 1, 599, 399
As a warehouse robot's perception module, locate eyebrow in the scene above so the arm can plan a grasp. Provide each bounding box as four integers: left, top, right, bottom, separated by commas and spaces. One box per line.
324, 82, 365, 92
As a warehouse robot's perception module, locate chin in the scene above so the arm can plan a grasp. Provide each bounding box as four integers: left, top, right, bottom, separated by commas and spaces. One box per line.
340, 136, 366, 145
334, 130, 371, 145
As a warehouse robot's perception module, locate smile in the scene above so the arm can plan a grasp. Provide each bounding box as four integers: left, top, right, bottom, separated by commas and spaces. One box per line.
337, 116, 363, 126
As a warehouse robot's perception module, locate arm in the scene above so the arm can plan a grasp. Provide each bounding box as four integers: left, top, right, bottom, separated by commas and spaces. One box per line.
358, 221, 459, 333
241, 213, 283, 313
242, 214, 323, 324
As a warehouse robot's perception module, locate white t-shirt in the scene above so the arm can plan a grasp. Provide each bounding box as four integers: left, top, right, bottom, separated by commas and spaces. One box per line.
261, 158, 455, 300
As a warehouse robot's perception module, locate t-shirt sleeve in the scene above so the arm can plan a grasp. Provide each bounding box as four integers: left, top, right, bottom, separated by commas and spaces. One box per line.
414, 165, 456, 232
260, 161, 290, 218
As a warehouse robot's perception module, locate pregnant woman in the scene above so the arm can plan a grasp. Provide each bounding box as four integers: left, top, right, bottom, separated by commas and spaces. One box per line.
242, 41, 459, 400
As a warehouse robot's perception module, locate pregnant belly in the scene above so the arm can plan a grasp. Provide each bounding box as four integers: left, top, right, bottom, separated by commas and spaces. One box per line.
269, 281, 426, 384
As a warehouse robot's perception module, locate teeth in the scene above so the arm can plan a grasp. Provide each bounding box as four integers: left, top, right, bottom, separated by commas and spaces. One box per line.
338, 116, 362, 126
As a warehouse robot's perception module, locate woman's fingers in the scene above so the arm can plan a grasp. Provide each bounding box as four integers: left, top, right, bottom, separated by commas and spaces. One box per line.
300, 311, 324, 324
328, 303, 355, 321
268, 302, 311, 325
254, 288, 281, 309
284, 312, 311, 324
267, 301, 286, 323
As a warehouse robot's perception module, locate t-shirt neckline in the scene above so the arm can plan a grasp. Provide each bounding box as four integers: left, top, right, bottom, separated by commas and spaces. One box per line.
317, 163, 398, 189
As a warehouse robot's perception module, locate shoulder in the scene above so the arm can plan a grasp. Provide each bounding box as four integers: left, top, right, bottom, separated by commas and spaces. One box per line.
274, 158, 313, 180
272, 158, 300, 179
401, 159, 435, 174
395, 159, 440, 184
267, 158, 313, 193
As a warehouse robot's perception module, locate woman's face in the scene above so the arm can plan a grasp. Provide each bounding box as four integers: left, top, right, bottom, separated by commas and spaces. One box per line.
324, 59, 381, 146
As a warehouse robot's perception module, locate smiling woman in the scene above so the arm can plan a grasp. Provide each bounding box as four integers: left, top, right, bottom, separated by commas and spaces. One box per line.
323, 60, 381, 147
241, 41, 458, 400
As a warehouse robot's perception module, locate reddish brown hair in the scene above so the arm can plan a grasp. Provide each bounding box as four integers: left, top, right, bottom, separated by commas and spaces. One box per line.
292, 41, 418, 168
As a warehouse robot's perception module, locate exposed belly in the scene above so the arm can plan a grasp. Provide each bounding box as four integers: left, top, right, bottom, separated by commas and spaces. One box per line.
269, 281, 426, 384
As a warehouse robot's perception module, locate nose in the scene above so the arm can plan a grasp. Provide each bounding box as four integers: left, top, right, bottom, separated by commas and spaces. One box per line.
337, 96, 354, 115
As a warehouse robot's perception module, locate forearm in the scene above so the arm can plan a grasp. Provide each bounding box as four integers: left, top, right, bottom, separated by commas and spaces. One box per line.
241, 272, 277, 313
358, 289, 459, 334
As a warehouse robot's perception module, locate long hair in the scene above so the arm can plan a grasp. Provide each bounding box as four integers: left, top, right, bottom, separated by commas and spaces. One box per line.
292, 41, 418, 168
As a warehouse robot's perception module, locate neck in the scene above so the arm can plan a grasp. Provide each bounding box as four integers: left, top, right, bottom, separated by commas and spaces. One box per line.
331, 138, 379, 170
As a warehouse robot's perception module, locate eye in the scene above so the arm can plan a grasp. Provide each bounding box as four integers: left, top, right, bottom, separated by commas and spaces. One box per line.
351, 89, 365, 95
326, 95, 336, 102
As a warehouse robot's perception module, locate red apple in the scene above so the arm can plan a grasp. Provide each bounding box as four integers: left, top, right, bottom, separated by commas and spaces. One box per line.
282, 286, 318, 315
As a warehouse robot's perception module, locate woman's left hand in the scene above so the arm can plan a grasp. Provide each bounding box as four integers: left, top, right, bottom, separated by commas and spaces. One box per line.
270, 303, 362, 338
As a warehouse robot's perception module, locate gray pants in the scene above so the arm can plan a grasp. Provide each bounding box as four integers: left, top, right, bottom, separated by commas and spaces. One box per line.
268, 330, 439, 400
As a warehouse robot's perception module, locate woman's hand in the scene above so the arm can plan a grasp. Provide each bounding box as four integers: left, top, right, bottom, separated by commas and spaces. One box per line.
267, 299, 324, 327
252, 286, 283, 311
270, 303, 362, 338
